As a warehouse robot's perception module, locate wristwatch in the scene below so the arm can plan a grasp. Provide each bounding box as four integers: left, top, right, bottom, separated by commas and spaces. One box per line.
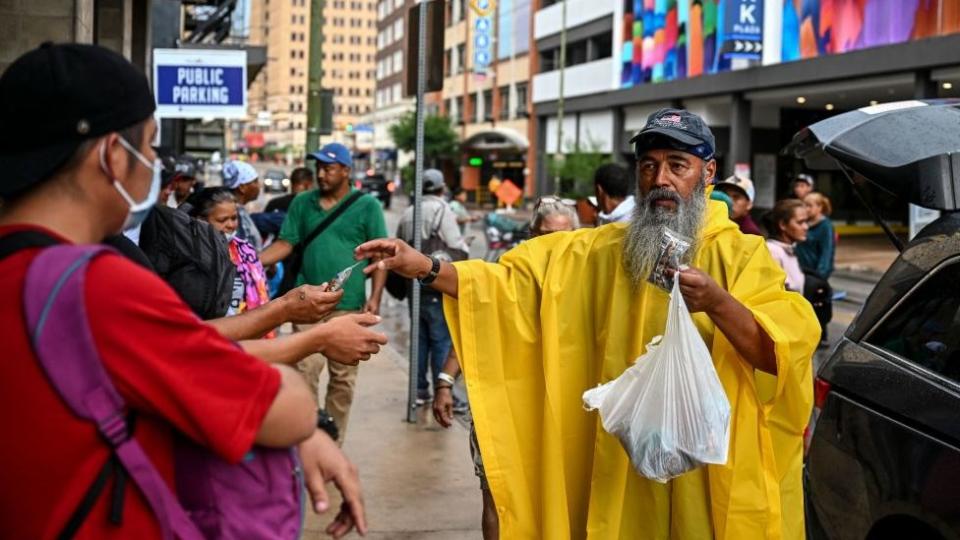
316, 408, 339, 441
419, 255, 441, 285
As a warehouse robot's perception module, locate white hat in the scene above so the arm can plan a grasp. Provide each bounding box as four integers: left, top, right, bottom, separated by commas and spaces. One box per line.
222, 161, 258, 189
716, 175, 755, 202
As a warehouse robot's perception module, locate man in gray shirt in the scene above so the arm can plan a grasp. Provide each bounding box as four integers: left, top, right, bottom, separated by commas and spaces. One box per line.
397, 169, 468, 404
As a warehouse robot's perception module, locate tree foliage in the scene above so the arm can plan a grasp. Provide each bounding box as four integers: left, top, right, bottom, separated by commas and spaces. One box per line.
389, 111, 459, 164
547, 137, 610, 198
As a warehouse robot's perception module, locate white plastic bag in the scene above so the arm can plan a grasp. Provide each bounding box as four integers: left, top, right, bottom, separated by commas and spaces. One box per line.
583, 274, 731, 483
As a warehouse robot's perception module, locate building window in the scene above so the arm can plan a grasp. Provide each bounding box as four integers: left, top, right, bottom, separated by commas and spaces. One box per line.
588, 33, 612, 61
456, 44, 465, 75
498, 86, 509, 120
454, 96, 464, 123
393, 18, 404, 42
392, 50, 403, 75
482, 90, 492, 122
515, 82, 528, 116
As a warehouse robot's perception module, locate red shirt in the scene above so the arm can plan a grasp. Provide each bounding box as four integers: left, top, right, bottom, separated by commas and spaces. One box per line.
0, 225, 281, 539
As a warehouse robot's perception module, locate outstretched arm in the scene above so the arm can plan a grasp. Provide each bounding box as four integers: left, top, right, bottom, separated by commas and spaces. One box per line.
355, 239, 460, 299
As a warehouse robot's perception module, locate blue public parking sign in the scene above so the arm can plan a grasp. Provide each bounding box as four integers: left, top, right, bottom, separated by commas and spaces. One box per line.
153, 49, 248, 119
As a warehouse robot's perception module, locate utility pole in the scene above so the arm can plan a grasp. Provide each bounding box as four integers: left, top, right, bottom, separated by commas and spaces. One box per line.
553, 0, 567, 190
407, 0, 430, 423
306, 0, 325, 153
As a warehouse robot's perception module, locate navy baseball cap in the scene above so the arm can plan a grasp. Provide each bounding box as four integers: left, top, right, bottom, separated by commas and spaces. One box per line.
630, 108, 716, 161
309, 143, 353, 168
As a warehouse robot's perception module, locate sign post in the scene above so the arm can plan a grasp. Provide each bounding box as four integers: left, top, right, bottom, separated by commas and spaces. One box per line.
153, 49, 247, 119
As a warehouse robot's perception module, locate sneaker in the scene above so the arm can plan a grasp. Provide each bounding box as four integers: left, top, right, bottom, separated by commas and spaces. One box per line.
415, 389, 431, 406
452, 398, 470, 415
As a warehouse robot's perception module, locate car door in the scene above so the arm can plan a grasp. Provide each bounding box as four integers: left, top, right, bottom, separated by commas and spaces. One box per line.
807, 257, 960, 539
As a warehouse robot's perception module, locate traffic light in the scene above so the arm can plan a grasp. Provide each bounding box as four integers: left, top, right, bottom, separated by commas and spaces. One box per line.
346, 123, 354, 133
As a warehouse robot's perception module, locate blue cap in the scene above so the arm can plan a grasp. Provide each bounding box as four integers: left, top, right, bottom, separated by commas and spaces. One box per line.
630, 108, 716, 161
309, 143, 353, 168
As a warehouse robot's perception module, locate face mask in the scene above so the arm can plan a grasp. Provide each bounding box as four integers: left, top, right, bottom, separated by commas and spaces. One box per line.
224, 231, 237, 241
101, 137, 161, 231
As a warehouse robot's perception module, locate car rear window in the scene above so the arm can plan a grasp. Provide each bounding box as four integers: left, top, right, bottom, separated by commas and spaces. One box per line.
865, 259, 960, 385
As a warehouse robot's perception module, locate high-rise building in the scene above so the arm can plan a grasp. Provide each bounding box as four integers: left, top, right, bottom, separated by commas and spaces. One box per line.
367, 0, 416, 175
443, 0, 534, 196
248, 0, 311, 150
247, 0, 377, 153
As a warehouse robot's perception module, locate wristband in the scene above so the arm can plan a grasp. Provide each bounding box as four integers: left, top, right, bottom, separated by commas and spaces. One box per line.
419, 255, 441, 285
437, 372, 457, 386
316, 408, 339, 441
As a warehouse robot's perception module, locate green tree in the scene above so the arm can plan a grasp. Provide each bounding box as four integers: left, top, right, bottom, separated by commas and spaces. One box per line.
389, 111, 459, 165
547, 137, 609, 198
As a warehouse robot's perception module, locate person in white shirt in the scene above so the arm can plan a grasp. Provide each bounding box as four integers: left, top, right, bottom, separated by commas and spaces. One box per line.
594, 163, 636, 225
763, 198, 809, 293
397, 169, 469, 404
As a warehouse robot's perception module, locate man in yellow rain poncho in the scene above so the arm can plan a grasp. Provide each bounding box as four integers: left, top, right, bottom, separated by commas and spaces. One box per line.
357, 108, 819, 539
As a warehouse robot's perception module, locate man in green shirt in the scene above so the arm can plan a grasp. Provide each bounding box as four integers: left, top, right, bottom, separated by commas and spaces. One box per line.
261, 142, 388, 443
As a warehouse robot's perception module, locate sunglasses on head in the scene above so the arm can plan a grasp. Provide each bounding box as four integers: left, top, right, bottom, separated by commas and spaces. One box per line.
537, 195, 575, 207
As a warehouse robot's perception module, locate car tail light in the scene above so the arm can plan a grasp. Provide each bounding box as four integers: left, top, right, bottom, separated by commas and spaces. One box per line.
803, 377, 832, 456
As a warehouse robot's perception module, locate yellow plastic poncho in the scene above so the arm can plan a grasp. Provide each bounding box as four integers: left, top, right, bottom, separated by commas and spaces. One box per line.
444, 198, 819, 539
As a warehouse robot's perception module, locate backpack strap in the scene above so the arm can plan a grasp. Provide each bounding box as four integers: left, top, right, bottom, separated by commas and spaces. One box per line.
23, 245, 203, 540
0, 230, 60, 261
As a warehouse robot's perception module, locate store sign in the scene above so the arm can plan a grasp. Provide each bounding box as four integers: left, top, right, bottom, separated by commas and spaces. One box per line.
721, 0, 764, 61
471, 0, 496, 75
153, 48, 247, 119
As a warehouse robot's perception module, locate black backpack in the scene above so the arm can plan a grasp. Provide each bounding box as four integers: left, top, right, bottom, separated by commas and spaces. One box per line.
139, 205, 236, 320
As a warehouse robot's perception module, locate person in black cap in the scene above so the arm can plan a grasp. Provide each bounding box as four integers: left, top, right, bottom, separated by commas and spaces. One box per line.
397, 168, 468, 405
354, 107, 820, 539
168, 157, 200, 207
0, 43, 368, 538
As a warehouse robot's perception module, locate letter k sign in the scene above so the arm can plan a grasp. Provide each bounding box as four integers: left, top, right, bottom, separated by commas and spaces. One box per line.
740, 3, 756, 24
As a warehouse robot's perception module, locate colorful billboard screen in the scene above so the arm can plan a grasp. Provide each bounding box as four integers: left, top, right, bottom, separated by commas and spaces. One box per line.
782, 0, 960, 62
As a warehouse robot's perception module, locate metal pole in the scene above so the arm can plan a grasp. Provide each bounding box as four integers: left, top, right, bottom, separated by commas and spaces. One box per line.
306, 0, 325, 154
407, 0, 429, 423
553, 0, 567, 189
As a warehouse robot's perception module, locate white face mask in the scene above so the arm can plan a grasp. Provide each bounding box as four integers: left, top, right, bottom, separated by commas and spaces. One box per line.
100, 137, 161, 231
224, 231, 237, 241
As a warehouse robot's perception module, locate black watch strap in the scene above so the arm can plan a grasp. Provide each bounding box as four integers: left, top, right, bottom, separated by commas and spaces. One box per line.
419, 255, 441, 285
316, 408, 339, 441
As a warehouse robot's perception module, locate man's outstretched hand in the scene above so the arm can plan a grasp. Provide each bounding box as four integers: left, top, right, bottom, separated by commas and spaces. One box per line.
354, 239, 431, 280
282, 284, 343, 324
297, 429, 368, 538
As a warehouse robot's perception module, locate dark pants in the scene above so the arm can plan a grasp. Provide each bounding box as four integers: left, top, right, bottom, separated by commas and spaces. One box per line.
414, 294, 452, 392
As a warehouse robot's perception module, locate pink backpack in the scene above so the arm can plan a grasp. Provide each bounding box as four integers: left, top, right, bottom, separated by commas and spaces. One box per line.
22, 243, 304, 539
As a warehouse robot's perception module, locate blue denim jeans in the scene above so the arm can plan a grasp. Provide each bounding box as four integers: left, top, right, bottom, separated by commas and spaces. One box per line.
415, 294, 453, 393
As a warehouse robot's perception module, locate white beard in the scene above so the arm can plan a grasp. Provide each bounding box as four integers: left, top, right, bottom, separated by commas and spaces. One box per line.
622, 180, 707, 286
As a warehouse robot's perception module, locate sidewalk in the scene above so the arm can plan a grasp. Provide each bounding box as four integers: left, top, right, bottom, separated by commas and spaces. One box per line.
301, 343, 482, 539
833, 234, 899, 281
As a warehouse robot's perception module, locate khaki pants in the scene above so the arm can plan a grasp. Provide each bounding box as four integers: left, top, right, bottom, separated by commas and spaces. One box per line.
296, 310, 359, 444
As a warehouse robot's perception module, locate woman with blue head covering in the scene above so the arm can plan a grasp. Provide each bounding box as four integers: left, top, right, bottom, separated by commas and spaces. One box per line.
222, 160, 263, 250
